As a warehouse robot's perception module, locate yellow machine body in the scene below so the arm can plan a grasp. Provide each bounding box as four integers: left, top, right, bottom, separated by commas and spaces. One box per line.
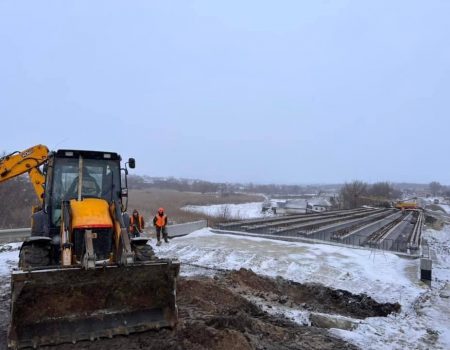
70, 198, 113, 229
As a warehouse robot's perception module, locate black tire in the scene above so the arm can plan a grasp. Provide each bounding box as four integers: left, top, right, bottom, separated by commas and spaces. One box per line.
132, 243, 156, 261
19, 244, 51, 269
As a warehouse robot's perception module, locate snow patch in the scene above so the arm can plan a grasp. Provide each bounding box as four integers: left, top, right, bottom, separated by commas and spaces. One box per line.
182, 202, 271, 219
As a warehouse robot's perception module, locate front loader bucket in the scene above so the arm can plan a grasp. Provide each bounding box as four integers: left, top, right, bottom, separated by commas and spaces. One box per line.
8, 260, 180, 349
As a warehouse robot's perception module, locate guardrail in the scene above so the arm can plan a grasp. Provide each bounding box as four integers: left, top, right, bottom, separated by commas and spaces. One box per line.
0, 228, 31, 244
0, 220, 208, 244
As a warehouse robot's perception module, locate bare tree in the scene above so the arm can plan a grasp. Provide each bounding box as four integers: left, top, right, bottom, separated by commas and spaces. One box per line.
218, 205, 232, 221
369, 182, 395, 199
429, 181, 442, 196
340, 180, 368, 209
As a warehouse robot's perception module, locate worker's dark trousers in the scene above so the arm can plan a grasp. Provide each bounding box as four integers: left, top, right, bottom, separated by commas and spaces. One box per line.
130, 231, 140, 238
129, 225, 141, 238
156, 226, 168, 242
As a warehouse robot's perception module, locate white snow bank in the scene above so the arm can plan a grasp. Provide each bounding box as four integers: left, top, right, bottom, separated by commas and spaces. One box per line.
182, 202, 271, 219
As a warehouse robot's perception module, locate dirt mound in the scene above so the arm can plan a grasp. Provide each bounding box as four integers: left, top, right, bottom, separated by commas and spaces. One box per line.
224, 268, 401, 319
178, 278, 263, 316
34, 274, 356, 350
0, 269, 401, 350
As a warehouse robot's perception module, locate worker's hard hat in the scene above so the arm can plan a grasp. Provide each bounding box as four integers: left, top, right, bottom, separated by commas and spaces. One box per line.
158, 207, 164, 213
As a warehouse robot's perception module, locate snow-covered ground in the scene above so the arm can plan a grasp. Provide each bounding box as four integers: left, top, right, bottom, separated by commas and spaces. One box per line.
1, 225, 449, 349
153, 227, 450, 350
437, 203, 450, 215
182, 202, 270, 219
420, 197, 450, 214
0, 243, 21, 276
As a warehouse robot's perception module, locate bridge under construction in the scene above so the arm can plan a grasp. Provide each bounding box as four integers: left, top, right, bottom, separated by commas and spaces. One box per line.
215, 207, 424, 256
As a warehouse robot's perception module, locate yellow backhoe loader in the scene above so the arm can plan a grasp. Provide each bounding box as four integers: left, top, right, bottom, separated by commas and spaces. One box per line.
0, 145, 180, 349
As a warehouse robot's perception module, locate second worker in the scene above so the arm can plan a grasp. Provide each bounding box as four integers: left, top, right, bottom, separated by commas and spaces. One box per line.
153, 207, 168, 246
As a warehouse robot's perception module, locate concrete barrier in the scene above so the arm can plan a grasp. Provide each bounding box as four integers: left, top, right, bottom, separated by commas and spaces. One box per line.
0, 220, 208, 244
167, 220, 208, 238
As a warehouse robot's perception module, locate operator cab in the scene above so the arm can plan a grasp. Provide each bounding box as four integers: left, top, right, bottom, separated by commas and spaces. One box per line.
44, 150, 122, 230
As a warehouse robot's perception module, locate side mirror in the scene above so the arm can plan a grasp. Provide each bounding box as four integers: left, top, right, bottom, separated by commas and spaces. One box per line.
128, 158, 135, 169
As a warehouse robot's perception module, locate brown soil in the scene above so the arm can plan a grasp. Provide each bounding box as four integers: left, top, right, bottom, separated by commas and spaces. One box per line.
38, 276, 355, 350
223, 269, 401, 319
0, 188, 263, 230
0, 268, 401, 350
127, 188, 264, 225
0, 269, 400, 350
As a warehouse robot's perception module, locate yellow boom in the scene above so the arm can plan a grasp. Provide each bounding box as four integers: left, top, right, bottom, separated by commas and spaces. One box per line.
0, 145, 49, 204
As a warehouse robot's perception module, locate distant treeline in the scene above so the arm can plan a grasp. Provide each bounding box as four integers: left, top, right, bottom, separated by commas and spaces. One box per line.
1, 173, 448, 229
127, 175, 338, 196
340, 180, 450, 209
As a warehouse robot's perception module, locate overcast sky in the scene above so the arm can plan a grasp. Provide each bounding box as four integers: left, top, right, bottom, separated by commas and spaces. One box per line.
1, 1, 449, 185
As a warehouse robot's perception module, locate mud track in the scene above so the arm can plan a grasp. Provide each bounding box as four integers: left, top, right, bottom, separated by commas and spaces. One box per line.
0, 269, 400, 350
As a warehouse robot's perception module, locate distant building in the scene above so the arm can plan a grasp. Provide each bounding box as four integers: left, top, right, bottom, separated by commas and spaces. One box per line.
310, 198, 332, 212
262, 199, 287, 214
284, 199, 308, 214
262, 197, 333, 215
283, 198, 332, 214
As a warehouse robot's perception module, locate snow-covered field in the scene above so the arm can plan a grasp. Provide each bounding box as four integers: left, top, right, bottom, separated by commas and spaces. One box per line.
182, 201, 270, 219
154, 226, 450, 350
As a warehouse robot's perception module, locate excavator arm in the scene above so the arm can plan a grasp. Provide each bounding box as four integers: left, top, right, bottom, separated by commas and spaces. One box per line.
0, 145, 49, 205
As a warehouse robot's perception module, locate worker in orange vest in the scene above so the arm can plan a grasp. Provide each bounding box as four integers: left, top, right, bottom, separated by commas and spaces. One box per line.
129, 209, 145, 238
153, 207, 168, 246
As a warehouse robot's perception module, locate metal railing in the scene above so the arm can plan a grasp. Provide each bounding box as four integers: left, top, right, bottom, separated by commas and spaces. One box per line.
214, 222, 420, 255
0, 220, 208, 244
0, 228, 31, 243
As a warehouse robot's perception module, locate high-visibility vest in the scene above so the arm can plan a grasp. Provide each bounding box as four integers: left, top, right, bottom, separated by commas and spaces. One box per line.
155, 214, 166, 228
130, 215, 144, 232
